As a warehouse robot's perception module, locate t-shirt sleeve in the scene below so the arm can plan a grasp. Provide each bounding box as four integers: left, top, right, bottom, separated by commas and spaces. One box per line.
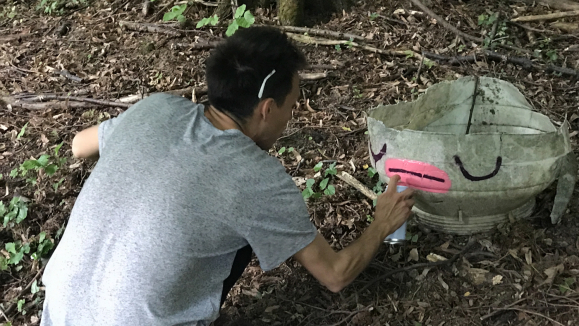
242, 177, 317, 271
98, 118, 116, 154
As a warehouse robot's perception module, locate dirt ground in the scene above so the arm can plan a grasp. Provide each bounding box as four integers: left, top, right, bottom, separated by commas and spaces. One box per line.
1, 0, 579, 325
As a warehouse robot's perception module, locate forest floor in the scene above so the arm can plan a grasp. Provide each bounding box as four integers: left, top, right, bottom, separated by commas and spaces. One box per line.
1, 0, 579, 325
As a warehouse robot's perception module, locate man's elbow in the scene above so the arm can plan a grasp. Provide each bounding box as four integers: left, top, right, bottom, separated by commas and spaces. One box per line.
324, 275, 349, 293
71, 136, 83, 158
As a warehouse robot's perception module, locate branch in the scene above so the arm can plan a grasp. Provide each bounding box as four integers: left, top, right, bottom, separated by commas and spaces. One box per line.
119, 20, 182, 36
423, 50, 579, 78
286, 33, 423, 60
408, 0, 530, 53
539, 0, 579, 11
336, 172, 377, 201
356, 238, 477, 294
1, 266, 45, 319
512, 10, 579, 22
277, 25, 368, 42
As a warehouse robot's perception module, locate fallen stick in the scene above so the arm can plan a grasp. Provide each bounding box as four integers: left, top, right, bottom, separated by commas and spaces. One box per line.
119, 20, 182, 36
0, 32, 35, 42
512, 10, 579, 22
481, 307, 564, 326
539, 0, 579, 11
424, 50, 579, 78
356, 238, 477, 294
336, 172, 377, 201
408, 0, 530, 54
1, 98, 101, 110
287, 33, 423, 60
277, 25, 368, 42
171, 41, 222, 50
1, 266, 45, 319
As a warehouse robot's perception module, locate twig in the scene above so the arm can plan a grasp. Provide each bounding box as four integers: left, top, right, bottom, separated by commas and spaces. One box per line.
408, 0, 530, 53
148, 0, 174, 22
481, 307, 564, 326
357, 238, 477, 294
192, 0, 218, 6
488, 13, 500, 45
2, 266, 46, 319
507, 21, 556, 34
3, 95, 131, 108
170, 41, 222, 50
424, 50, 579, 78
55, 70, 83, 83
0, 32, 36, 42
415, 51, 425, 82
287, 33, 422, 60
277, 25, 367, 42
119, 20, 182, 36
539, 0, 579, 11
299, 72, 330, 81
512, 10, 579, 22
336, 172, 377, 201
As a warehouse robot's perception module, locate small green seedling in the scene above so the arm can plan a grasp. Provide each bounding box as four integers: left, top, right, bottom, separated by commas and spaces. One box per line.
369, 12, 378, 21
406, 232, 419, 243
5, 241, 30, 266
345, 38, 354, 49
196, 14, 219, 28
226, 5, 255, 37
1, 197, 28, 227
16, 122, 28, 140
31, 232, 54, 260
302, 162, 337, 199
31, 280, 40, 294
559, 277, 576, 294
163, 4, 187, 23
17, 299, 25, 314
335, 44, 342, 52
367, 167, 377, 178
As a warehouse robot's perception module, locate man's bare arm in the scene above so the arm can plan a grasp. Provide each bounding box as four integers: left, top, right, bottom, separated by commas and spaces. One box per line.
71, 125, 100, 159
293, 176, 413, 292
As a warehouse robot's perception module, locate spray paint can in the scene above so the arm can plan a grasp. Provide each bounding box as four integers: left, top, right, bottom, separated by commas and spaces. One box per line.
383, 185, 408, 244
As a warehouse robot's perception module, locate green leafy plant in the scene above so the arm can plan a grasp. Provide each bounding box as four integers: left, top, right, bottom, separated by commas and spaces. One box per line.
345, 37, 354, 49
367, 167, 377, 178
31, 280, 40, 294
17, 299, 25, 314
226, 5, 255, 36
16, 122, 28, 140
37, 0, 60, 15
478, 13, 497, 26
353, 86, 364, 98
369, 12, 378, 21
163, 4, 187, 23
406, 232, 419, 243
11, 143, 66, 186
31, 232, 54, 260
196, 14, 219, 28
559, 277, 576, 294
423, 58, 435, 69
302, 162, 337, 199
5, 241, 31, 267
334, 44, 342, 52
0, 6, 17, 19
1, 197, 28, 227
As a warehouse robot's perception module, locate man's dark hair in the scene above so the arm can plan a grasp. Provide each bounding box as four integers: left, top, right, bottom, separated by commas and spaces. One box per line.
205, 26, 307, 122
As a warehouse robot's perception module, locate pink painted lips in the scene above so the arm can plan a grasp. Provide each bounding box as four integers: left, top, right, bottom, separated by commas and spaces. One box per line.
385, 159, 451, 193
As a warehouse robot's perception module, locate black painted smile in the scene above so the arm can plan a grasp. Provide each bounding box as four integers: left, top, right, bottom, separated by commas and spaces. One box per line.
454, 156, 502, 181
387, 168, 446, 183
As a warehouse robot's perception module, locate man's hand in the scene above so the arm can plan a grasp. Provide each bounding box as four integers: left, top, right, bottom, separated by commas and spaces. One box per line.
373, 175, 414, 239
293, 174, 414, 293
71, 125, 100, 159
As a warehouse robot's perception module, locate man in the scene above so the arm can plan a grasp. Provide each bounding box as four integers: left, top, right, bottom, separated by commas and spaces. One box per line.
40, 26, 414, 326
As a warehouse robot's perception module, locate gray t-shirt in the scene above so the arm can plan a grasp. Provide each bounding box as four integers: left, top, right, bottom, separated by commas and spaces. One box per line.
40, 93, 317, 326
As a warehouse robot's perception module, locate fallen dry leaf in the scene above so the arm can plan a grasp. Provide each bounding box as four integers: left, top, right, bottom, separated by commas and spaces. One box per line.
409, 248, 419, 262
492, 275, 503, 285
427, 253, 447, 262
543, 264, 564, 285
